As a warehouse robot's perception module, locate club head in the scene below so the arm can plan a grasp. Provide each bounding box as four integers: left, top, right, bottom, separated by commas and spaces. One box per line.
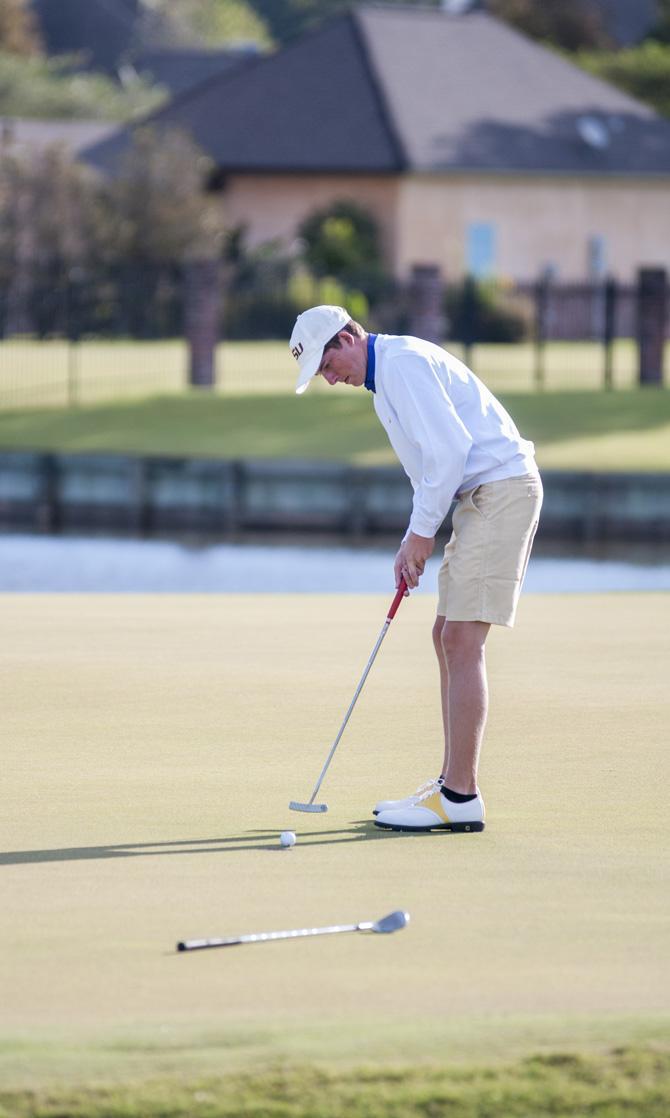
372, 910, 410, 934
289, 800, 328, 813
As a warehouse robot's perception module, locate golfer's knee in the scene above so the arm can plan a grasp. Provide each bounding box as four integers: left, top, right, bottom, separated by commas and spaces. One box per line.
432, 616, 447, 659
441, 621, 486, 667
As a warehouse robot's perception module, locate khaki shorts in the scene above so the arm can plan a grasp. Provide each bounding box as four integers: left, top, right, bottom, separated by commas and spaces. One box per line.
437, 473, 543, 627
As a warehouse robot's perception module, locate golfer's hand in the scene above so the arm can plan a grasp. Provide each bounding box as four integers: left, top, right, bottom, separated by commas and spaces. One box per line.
395, 532, 434, 591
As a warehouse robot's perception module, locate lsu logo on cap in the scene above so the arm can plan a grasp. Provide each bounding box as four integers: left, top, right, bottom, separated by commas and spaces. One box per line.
291, 342, 304, 362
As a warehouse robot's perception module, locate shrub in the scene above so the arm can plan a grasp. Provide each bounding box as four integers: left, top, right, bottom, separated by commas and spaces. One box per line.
574, 41, 670, 118
223, 262, 368, 340
298, 199, 393, 307
445, 278, 528, 344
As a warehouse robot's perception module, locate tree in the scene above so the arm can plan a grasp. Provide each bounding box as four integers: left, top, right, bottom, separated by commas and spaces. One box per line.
0, 145, 111, 334
0, 127, 229, 339
298, 199, 391, 305
139, 0, 271, 48
181, 0, 272, 45
0, 148, 105, 273
575, 40, 670, 118
249, 0, 440, 45
0, 0, 41, 56
109, 127, 225, 262
649, 0, 670, 45
0, 52, 165, 120
488, 0, 611, 51
249, 0, 348, 43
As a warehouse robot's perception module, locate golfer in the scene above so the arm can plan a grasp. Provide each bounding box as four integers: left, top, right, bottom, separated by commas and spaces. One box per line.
290, 305, 542, 833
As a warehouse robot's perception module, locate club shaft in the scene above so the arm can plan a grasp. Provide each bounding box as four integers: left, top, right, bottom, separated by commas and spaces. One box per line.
304, 620, 390, 806
179, 922, 368, 951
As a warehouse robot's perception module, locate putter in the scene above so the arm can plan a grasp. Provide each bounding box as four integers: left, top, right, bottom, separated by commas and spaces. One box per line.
289, 577, 408, 814
177, 909, 409, 952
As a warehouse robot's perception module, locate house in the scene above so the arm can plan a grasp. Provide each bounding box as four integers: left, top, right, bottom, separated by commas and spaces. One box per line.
31, 0, 139, 76
30, 0, 257, 94
0, 117, 117, 159
591, 0, 659, 47
83, 4, 670, 283
130, 47, 259, 98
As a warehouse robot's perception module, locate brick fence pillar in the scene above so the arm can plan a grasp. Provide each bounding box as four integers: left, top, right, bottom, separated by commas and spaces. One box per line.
184, 259, 221, 389
408, 264, 445, 344
637, 267, 667, 387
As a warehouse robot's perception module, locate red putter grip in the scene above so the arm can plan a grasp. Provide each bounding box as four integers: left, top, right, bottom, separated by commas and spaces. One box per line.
387, 577, 408, 621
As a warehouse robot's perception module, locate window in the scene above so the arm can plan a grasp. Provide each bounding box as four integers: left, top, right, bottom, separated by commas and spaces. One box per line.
466, 222, 496, 278
587, 235, 607, 279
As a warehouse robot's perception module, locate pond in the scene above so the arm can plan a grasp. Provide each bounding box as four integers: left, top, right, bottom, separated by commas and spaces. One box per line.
1, 533, 670, 593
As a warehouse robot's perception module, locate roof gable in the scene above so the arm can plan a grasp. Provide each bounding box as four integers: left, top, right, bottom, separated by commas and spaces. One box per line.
84, 4, 670, 178
87, 14, 404, 174
357, 7, 670, 174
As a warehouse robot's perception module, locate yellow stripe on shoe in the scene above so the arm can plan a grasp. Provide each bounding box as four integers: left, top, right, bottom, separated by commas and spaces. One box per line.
417, 790, 451, 823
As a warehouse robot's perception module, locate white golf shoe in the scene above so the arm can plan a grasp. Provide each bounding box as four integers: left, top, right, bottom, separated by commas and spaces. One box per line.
373, 776, 443, 816
374, 786, 485, 832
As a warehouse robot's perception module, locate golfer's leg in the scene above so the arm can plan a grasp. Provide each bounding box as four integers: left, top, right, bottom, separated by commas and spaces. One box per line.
432, 615, 450, 776
440, 620, 490, 794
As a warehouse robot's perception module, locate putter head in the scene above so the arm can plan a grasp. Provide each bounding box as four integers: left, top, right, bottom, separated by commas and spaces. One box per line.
289, 800, 328, 813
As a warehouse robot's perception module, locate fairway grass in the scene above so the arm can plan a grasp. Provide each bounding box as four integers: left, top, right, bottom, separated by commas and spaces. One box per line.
1, 388, 670, 472
1, 591, 669, 1108
1, 338, 665, 410
1, 1046, 669, 1117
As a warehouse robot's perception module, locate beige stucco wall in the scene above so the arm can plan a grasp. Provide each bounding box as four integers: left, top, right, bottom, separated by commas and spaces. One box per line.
222, 172, 670, 283
223, 174, 400, 263
394, 174, 670, 282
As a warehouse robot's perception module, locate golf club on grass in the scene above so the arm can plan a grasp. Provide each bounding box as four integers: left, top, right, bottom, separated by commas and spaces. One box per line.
177, 909, 409, 952
289, 578, 409, 814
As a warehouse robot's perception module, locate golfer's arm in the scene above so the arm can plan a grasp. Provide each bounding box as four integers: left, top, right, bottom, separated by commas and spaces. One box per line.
388, 369, 471, 537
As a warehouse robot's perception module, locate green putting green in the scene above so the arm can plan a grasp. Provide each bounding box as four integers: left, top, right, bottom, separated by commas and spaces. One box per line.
1, 592, 669, 1092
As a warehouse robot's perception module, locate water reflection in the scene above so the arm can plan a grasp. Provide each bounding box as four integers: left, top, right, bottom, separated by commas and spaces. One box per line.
1, 533, 670, 593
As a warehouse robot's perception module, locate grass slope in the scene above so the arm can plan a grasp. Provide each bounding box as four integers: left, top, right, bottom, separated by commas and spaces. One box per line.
0, 389, 670, 470
1, 1047, 669, 1117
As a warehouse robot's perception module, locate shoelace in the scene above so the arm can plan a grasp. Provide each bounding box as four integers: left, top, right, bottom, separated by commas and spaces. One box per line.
415, 784, 480, 806
412, 777, 443, 801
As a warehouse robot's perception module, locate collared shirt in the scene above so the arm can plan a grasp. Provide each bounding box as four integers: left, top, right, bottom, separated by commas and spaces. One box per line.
371, 334, 538, 538
365, 333, 377, 393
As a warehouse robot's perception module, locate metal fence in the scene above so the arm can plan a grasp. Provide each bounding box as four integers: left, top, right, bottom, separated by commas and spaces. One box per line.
506, 278, 638, 392
3, 450, 670, 542
0, 260, 666, 409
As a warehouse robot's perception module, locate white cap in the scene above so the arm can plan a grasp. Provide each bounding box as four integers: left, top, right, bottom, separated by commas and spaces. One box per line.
290, 305, 351, 395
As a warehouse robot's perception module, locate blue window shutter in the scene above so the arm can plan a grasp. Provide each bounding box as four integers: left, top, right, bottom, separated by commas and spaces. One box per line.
466, 223, 496, 279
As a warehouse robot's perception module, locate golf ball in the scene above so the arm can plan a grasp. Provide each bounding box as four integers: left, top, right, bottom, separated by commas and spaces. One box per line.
280, 831, 296, 848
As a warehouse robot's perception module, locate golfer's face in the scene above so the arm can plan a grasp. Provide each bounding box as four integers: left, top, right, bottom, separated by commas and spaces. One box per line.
318, 335, 366, 387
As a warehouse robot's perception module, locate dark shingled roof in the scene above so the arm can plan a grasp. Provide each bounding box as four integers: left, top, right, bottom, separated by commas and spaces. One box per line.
591, 0, 658, 47
83, 4, 670, 178
359, 7, 670, 174
132, 48, 258, 98
31, 0, 138, 75
85, 12, 404, 174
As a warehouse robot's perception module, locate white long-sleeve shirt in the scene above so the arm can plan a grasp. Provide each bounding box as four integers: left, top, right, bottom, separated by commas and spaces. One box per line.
371, 333, 538, 538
